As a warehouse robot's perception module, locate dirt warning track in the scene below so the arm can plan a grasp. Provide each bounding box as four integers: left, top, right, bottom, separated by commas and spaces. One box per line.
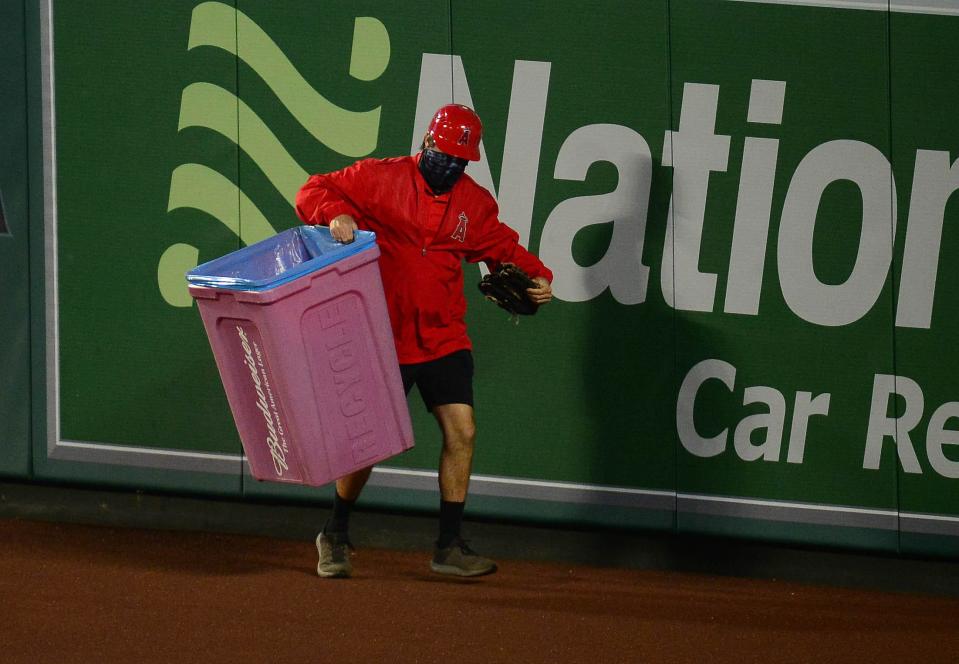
1, 518, 957, 664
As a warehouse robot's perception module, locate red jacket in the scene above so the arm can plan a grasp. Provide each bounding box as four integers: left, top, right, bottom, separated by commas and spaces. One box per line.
295, 155, 553, 364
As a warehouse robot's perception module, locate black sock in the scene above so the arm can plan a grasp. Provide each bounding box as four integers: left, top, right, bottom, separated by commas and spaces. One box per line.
325, 491, 355, 534
437, 500, 465, 548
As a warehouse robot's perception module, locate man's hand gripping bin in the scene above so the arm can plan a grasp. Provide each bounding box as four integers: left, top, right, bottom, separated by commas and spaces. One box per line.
187, 226, 414, 486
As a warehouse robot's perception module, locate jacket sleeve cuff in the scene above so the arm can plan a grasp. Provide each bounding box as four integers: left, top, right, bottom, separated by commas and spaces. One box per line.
535, 265, 554, 283
318, 201, 355, 224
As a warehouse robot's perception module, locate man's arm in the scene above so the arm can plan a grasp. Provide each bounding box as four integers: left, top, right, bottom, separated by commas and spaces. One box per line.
464, 193, 554, 305
295, 159, 386, 234
295, 173, 361, 226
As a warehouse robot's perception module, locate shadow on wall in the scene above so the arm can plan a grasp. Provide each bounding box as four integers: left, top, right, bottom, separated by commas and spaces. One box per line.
576, 155, 678, 537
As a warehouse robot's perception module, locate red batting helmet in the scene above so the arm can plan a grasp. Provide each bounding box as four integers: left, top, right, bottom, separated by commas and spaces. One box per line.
425, 104, 482, 161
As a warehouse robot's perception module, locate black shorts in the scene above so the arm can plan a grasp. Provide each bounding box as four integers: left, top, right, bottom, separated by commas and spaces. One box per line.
400, 349, 474, 412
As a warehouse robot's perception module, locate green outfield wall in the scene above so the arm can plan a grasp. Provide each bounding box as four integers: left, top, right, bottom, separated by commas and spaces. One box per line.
3, 0, 958, 556
0, 0, 31, 478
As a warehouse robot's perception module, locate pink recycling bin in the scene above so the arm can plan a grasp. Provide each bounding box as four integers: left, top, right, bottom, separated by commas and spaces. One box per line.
186, 225, 414, 486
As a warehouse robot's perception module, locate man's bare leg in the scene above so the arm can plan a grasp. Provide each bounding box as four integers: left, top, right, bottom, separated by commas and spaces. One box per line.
335, 466, 374, 502
432, 403, 476, 502
326, 465, 373, 533
429, 403, 496, 576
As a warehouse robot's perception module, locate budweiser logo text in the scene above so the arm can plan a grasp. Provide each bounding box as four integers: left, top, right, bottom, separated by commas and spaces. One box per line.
237, 325, 289, 476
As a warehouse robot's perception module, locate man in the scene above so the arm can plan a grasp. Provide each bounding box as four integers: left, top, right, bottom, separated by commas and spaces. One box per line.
295, 104, 553, 578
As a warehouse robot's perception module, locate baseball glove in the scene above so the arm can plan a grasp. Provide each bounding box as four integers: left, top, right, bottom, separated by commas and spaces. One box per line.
478, 263, 539, 317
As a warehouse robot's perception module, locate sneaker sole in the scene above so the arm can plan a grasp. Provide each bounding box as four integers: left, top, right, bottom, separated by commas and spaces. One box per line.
430, 561, 498, 577
316, 565, 351, 579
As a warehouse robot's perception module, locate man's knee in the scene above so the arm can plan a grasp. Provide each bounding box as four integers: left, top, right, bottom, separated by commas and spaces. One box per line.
445, 420, 476, 448
442, 418, 476, 450
435, 406, 476, 452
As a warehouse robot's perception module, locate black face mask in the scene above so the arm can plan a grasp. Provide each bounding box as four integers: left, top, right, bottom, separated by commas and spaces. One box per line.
418, 149, 468, 194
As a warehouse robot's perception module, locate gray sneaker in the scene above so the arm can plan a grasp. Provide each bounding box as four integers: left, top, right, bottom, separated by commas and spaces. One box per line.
430, 537, 498, 577
316, 530, 354, 578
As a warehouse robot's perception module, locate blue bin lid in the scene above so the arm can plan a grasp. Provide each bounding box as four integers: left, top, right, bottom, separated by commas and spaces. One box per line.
186, 225, 376, 291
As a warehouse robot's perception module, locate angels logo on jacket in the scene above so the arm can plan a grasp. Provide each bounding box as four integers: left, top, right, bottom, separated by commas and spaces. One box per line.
451, 212, 468, 242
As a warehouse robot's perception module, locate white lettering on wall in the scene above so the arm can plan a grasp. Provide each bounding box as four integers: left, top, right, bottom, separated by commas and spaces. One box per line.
778, 140, 896, 327
539, 124, 653, 303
